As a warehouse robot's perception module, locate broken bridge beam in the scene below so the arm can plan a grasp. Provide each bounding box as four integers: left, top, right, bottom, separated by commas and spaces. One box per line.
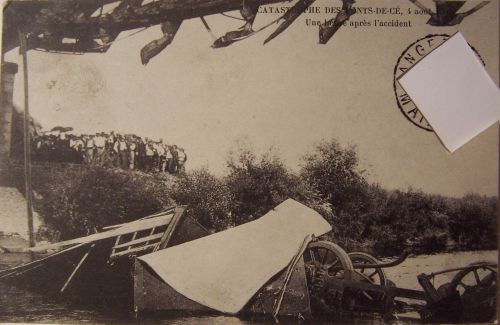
319, 0, 355, 44
3, 0, 286, 52
36, 0, 287, 38
140, 19, 182, 65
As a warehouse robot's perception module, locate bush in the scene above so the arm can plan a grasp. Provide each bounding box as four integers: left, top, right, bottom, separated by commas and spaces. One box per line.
226, 147, 318, 225
30, 166, 174, 240
448, 194, 497, 250
370, 225, 404, 256
172, 168, 233, 232
300, 139, 369, 217
417, 230, 448, 254
361, 189, 452, 256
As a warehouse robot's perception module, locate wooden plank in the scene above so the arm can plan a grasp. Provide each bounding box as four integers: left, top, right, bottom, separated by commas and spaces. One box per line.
60, 244, 95, 293
32, 214, 172, 252
154, 206, 186, 251
111, 235, 122, 256
0, 243, 87, 279
0, 263, 45, 280
102, 208, 175, 230
127, 231, 138, 251
113, 233, 163, 250
111, 243, 158, 258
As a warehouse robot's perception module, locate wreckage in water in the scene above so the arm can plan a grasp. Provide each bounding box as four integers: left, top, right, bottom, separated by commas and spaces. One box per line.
0, 206, 209, 309
134, 198, 331, 317
0, 199, 497, 322
0, 199, 326, 317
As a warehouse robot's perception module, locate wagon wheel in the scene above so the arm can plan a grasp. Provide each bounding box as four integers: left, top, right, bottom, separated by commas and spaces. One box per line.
348, 252, 388, 305
303, 241, 354, 312
304, 240, 354, 281
448, 262, 497, 322
349, 252, 387, 286
450, 262, 497, 294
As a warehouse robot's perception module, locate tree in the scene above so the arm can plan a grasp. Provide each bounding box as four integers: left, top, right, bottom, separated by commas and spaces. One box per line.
226, 146, 317, 225
299, 139, 371, 250
300, 139, 369, 217
172, 168, 233, 232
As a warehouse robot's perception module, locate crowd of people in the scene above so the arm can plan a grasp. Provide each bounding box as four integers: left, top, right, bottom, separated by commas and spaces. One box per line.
32, 131, 187, 173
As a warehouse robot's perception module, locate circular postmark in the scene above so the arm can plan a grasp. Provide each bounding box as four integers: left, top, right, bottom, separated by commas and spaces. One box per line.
393, 34, 450, 132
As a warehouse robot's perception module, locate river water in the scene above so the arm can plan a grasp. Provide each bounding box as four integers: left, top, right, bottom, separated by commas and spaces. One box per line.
0, 251, 496, 324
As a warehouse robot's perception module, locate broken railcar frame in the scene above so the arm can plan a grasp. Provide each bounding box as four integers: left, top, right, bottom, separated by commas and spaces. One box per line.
0, 206, 210, 310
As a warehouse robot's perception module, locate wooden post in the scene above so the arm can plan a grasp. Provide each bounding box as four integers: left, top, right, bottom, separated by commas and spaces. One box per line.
154, 206, 186, 251
19, 30, 35, 249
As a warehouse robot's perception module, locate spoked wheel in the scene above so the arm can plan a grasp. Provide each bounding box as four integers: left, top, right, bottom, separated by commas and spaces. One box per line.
349, 252, 387, 286
448, 262, 497, 322
450, 262, 496, 294
303, 241, 354, 313
348, 252, 388, 307
304, 241, 354, 281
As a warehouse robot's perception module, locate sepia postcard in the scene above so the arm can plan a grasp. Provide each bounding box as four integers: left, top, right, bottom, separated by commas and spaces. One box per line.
0, 0, 498, 323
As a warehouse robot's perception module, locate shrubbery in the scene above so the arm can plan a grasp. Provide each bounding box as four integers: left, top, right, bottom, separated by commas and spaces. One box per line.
448, 194, 497, 250
27, 165, 174, 240
225, 148, 317, 225
17, 139, 497, 256
172, 168, 233, 232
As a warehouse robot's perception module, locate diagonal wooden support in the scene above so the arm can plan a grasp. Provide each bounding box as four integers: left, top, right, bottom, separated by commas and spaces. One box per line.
60, 243, 95, 293
154, 206, 187, 251
264, 0, 316, 45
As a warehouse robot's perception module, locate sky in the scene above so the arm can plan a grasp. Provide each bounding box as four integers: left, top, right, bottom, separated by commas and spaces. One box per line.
3, 0, 499, 197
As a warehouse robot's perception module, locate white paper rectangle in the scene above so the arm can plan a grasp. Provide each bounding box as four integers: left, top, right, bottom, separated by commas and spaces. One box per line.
398, 32, 500, 152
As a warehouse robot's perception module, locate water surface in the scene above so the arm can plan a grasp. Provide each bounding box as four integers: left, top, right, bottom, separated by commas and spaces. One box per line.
1, 251, 496, 324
